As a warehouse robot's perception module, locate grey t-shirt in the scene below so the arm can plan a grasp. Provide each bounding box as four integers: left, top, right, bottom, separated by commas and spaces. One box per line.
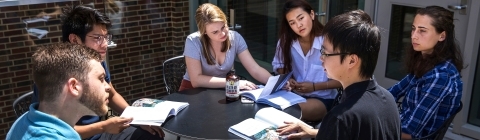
183, 31, 248, 81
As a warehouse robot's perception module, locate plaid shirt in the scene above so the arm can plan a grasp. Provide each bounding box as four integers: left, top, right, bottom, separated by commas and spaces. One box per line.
388, 60, 462, 138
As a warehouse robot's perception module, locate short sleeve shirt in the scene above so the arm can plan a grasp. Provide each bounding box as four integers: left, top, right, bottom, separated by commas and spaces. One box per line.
183, 31, 248, 80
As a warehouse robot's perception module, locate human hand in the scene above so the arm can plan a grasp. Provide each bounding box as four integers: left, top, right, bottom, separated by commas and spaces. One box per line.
103, 117, 133, 134
282, 78, 297, 91
239, 80, 258, 90
277, 121, 316, 139
292, 82, 315, 94
139, 125, 165, 138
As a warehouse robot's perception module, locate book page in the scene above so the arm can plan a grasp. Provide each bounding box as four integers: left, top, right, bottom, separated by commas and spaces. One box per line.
273, 72, 293, 92
154, 100, 189, 115
258, 75, 280, 98
254, 107, 311, 128
239, 87, 264, 101
120, 106, 172, 125
258, 90, 307, 110
229, 118, 273, 138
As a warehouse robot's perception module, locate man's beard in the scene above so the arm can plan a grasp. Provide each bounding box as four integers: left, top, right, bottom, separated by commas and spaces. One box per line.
78, 83, 108, 116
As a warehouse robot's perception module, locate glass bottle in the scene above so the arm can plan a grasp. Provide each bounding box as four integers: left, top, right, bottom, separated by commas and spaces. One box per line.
226, 68, 240, 101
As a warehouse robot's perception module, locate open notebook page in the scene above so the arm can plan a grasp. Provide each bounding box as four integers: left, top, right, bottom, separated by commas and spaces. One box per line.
254, 107, 311, 128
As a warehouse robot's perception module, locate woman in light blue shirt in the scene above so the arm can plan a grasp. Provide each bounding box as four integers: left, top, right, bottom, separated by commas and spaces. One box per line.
272, 0, 341, 121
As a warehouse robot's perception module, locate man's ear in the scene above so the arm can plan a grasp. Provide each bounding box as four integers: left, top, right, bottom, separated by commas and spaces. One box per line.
68, 34, 81, 44
348, 54, 359, 68
67, 78, 81, 97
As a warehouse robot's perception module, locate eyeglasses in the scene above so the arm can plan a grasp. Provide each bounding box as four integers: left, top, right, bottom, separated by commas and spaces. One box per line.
87, 34, 112, 45
320, 48, 349, 59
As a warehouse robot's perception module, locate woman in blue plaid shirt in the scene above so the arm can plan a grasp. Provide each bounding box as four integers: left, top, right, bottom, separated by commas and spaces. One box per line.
388, 6, 464, 139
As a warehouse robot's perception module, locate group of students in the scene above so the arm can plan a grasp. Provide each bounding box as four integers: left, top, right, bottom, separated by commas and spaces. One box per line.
6, 0, 463, 140
179, 0, 463, 139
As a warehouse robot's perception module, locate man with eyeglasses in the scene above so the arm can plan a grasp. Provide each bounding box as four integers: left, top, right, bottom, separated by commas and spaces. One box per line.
276, 10, 401, 140
31, 5, 164, 140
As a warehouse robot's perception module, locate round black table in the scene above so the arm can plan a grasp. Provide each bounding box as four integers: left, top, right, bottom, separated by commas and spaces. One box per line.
161, 88, 302, 139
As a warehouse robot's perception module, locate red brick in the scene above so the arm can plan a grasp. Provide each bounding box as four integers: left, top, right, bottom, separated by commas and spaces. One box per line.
1, 105, 13, 112
12, 75, 29, 82
11, 47, 30, 54
8, 54, 26, 60
13, 86, 31, 93
3, 29, 23, 36
28, 3, 47, 9
0, 6, 19, 12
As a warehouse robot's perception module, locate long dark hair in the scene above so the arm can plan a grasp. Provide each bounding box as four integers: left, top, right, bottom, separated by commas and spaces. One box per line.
405, 6, 463, 77
276, 0, 324, 73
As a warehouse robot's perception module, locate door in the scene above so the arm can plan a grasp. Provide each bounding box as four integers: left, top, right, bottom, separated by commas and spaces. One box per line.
374, 0, 480, 139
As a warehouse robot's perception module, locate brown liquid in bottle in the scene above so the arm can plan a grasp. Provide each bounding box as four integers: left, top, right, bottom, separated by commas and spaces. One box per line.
226, 68, 240, 101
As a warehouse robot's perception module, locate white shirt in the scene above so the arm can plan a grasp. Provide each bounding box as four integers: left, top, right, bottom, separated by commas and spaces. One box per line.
272, 36, 337, 99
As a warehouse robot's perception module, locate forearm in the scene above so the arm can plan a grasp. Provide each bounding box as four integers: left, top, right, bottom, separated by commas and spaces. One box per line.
401, 132, 412, 140
74, 122, 106, 139
108, 83, 129, 114
250, 68, 271, 84
314, 79, 342, 90
190, 75, 228, 88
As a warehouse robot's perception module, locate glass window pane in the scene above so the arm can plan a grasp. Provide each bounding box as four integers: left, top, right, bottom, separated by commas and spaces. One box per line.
229, 0, 280, 62
328, 0, 364, 19
385, 5, 418, 80
468, 42, 480, 127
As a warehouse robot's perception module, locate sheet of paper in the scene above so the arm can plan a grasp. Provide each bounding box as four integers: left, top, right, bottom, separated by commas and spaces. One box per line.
120, 106, 171, 124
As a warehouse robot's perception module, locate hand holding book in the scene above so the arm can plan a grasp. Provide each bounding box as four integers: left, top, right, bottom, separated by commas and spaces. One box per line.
239, 72, 306, 110
228, 107, 310, 140
120, 98, 189, 126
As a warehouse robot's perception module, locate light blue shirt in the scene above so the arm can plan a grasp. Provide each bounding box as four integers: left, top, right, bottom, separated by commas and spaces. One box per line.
272, 36, 336, 99
7, 103, 81, 140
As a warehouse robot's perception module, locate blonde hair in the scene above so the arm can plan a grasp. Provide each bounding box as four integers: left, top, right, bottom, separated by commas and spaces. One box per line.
195, 3, 231, 65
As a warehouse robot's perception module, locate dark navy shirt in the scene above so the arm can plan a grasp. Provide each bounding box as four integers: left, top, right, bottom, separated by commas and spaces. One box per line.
32, 61, 111, 140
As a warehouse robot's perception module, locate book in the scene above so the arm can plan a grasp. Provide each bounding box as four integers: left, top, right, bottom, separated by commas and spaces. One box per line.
240, 72, 306, 110
228, 107, 311, 140
120, 98, 189, 126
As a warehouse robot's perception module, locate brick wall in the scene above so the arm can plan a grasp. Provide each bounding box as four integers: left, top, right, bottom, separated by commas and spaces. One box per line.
0, 0, 189, 138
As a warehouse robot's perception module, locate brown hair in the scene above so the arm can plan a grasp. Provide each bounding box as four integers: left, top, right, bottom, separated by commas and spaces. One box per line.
276, 0, 324, 73
405, 6, 464, 77
195, 3, 231, 65
32, 43, 101, 102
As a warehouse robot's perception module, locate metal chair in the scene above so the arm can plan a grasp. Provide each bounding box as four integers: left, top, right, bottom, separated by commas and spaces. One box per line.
13, 91, 34, 118
163, 56, 186, 94
413, 102, 463, 140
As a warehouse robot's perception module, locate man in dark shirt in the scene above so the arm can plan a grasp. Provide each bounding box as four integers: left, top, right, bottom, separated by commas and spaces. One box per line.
277, 10, 401, 140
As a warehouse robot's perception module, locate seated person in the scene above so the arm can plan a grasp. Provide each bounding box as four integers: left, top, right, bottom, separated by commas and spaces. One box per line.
31, 5, 164, 140
272, 0, 342, 122
179, 3, 272, 91
277, 10, 401, 140
7, 43, 110, 139
388, 6, 463, 139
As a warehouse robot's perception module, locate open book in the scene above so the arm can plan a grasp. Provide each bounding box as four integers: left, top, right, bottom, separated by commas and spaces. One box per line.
240, 72, 306, 110
228, 107, 311, 140
120, 98, 189, 126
